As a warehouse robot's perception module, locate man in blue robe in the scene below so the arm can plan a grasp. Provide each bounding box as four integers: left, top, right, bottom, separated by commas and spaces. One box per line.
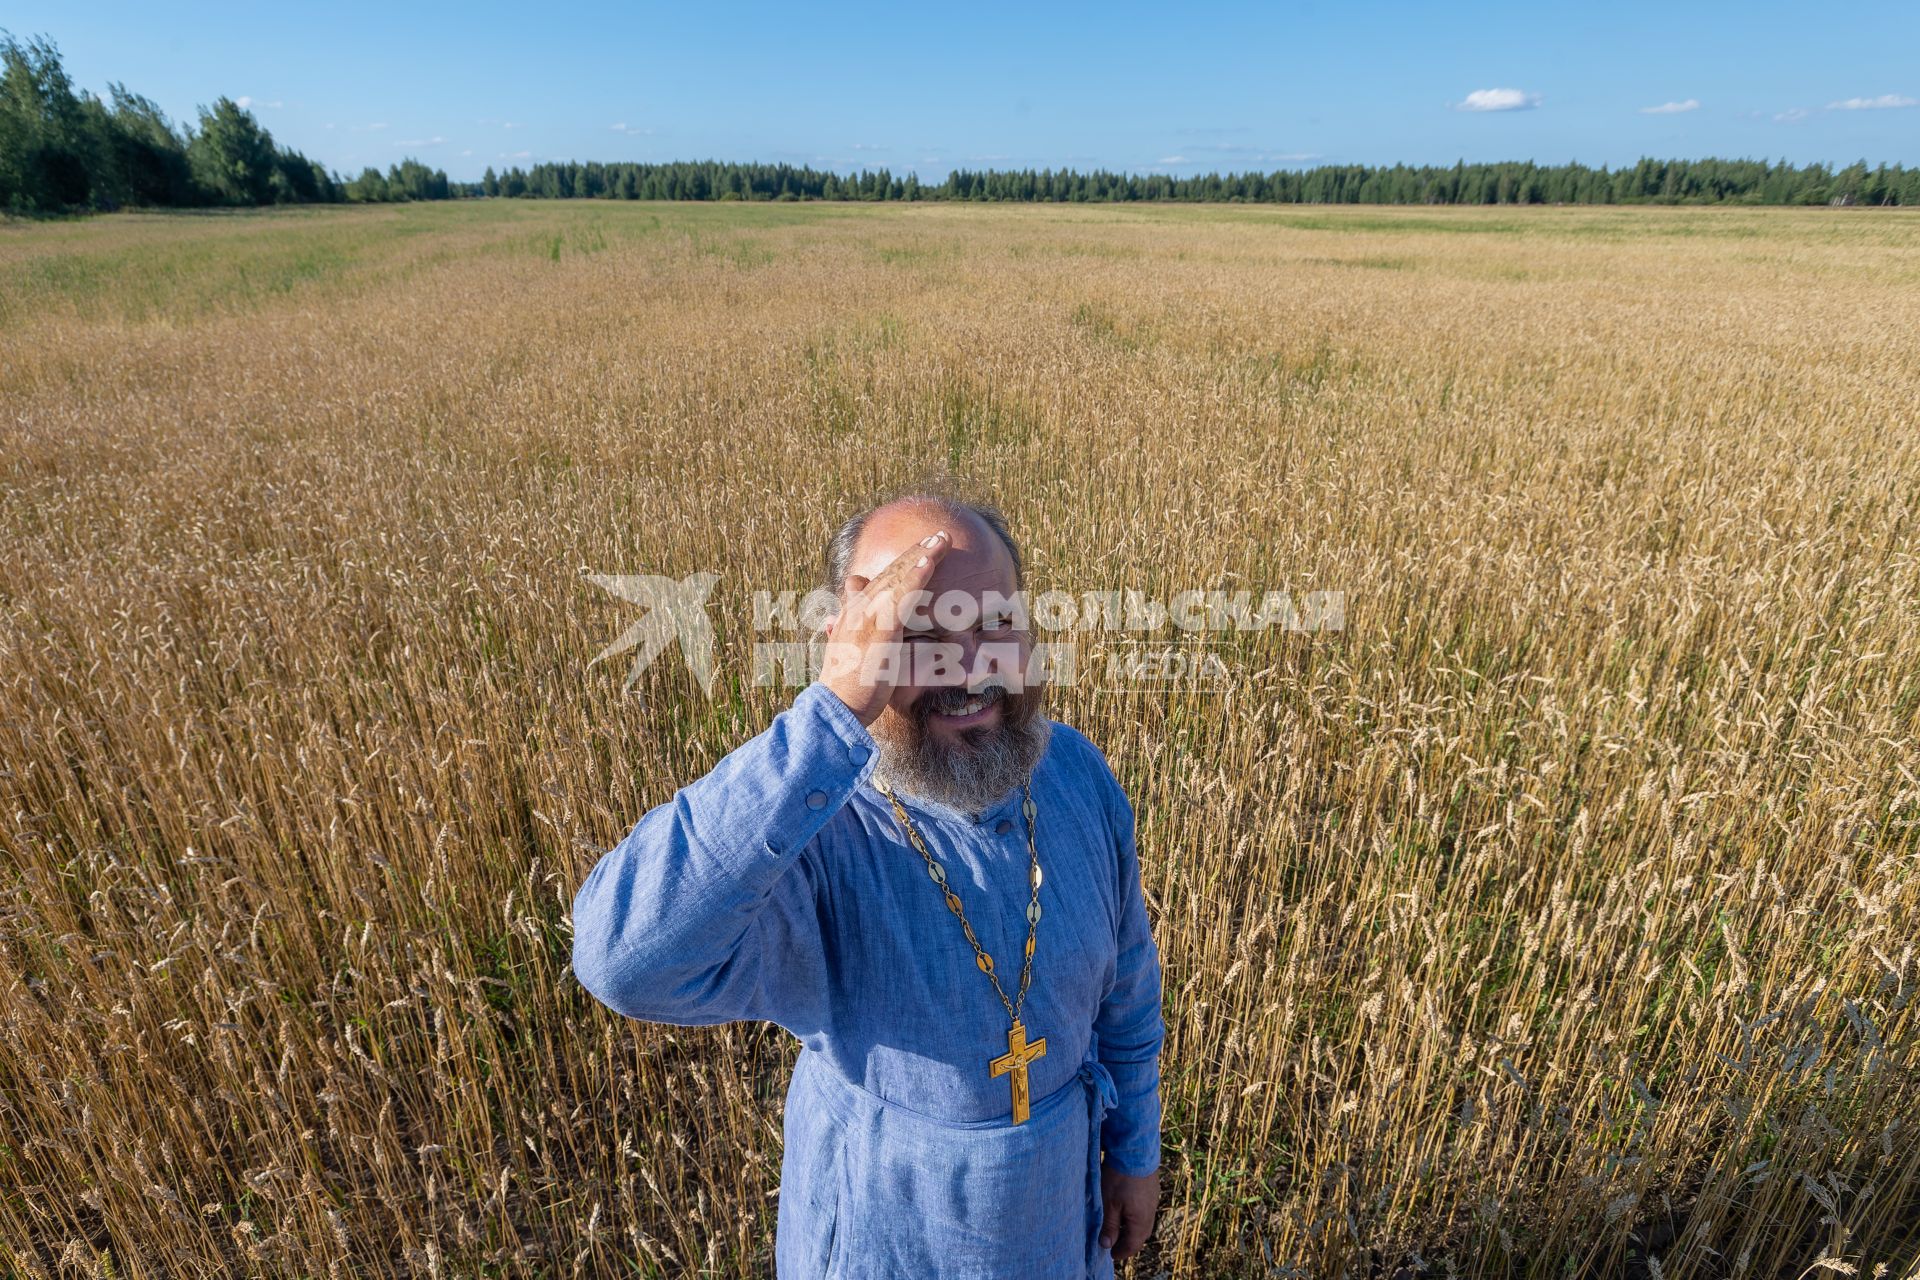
571, 494, 1165, 1277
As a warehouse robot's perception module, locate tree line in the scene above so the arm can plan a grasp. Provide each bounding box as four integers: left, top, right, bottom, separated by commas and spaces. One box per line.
479, 156, 1919, 207
8, 31, 1916, 216
1, 34, 450, 213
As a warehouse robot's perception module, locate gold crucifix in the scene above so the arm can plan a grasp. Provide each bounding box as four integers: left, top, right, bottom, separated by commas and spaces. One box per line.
989, 1018, 1048, 1124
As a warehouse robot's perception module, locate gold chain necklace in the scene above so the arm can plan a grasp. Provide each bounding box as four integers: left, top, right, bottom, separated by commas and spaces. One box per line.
872, 776, 1049, 1123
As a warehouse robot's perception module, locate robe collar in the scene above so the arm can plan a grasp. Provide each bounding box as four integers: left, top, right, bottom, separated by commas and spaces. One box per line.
883, 781, 1024, 828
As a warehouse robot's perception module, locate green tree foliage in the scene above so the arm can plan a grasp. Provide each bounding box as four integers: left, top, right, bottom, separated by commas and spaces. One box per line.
342, 159, 451, 204
187, 97, 278, 205
475, 156, 1920, 208
0, 32, 446, 214
345, 166, 389, 202
100, 85, 194, 206
0, 33, 96, 211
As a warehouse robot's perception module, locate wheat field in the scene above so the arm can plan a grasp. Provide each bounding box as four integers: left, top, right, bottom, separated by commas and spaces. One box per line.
2, 200, 1917, 1278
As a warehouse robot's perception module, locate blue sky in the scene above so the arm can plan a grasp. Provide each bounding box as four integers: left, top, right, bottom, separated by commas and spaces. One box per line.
8, 1, 1917, 182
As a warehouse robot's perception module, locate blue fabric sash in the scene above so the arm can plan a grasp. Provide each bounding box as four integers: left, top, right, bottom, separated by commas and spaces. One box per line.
1077, 1055, 1119, 1277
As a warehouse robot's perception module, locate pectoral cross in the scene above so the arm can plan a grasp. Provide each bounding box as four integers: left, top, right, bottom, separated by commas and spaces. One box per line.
989, 1019, 1048, 1124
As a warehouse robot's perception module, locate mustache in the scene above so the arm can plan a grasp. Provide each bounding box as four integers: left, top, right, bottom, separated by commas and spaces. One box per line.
872, 681, 1053, 814
914, 682, 1010, 717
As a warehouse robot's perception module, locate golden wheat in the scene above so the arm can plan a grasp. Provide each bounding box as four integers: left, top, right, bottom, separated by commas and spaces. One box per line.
1, 200, 1917, 1278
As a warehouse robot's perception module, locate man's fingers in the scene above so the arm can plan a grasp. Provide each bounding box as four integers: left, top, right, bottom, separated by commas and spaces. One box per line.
1118, 1201, 1153, 1257
875, 529, 949, 593
848, 530, 949, 629
1098, 1198, 1122, 1250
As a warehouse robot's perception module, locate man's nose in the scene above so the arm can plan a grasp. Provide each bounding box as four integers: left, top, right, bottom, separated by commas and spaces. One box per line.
911, 633, 978, 687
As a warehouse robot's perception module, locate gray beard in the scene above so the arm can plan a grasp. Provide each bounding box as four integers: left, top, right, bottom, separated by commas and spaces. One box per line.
871, 714, 1052, 818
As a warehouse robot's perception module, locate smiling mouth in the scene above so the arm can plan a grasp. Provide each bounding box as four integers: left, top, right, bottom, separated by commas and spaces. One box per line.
926, 684, 1007, 724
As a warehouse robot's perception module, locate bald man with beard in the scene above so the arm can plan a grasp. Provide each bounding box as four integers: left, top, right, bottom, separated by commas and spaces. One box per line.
571, 493, 1164, 1278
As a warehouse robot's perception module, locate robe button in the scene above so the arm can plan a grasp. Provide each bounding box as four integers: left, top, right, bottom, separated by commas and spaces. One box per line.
806, 791, 828, 810
850, 744, 870, 765
995, 818, 1013, 835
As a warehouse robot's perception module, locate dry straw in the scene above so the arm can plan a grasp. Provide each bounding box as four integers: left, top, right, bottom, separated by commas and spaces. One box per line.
1, 200, 1916, 1277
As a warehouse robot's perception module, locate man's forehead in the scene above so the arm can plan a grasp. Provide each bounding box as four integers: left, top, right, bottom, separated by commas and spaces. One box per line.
850, 504, 1018, 595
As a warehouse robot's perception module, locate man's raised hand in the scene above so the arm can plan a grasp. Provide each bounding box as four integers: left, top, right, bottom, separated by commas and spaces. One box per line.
819, 529, 949, 726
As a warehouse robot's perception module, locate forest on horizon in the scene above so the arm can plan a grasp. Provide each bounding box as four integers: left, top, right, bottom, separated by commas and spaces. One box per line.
6, 31, 1919, 215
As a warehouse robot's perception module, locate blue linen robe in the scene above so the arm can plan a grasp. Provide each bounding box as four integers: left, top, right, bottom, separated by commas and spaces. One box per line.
571, 681, 1166, 1278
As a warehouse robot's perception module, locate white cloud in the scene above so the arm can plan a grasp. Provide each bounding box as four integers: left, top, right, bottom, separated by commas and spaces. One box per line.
1456, 88, 1540, 112
394, 136, 446, 147
611, 122, 653, 135
460, 148, 473, 156
1154, 150, 1317, 169
1774, 107, 1809, 123
366, 122, 388, 131
235, 96, 283, 110
1827, 93, 1917, 110
1639, 98, 1700, 115
1185, 143, 1321, 163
